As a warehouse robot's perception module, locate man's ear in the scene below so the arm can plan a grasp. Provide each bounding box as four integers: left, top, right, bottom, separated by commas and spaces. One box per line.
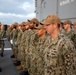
53, 23, 57, 28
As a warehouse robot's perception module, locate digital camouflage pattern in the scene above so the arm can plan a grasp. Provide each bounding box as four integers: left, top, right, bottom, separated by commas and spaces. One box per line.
6, 27, 12, 41
36, 35, 50, 75
20, 30, 29, 68
66, 29, 76, 48
24, 30, 32, 70
16, 30, 23, 60
0, 30, 5, 53
28, 29, 39, 75
0, 30, 5, 39
44, 33, 76, 75
12, 29, 19, 58
60, 28, 67, 35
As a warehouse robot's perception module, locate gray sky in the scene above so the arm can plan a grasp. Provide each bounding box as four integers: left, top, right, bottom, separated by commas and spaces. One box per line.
0, 0, 36, 25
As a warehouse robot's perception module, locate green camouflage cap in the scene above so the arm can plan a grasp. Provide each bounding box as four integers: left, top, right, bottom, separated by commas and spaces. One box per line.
64, 20, 72, 25
28, 18, 39, 25
41, 15, 61, 25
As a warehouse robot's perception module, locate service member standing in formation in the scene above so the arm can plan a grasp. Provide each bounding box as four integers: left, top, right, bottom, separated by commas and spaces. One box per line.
12, 22, 19, 61
63, 20, 76, 48
60, 22, 66, 35
6, 25, 12, 41
24, 18, 39, 75
13, 23, 24, 69
0, 23, 5, 57
1, 14, 75, 75
41, 15, 76, 75
10, 22, 19, 59
19, 21, 31, 75
15, 22, 28, 70
0, 23, 5, 72
36, 24, 50, 75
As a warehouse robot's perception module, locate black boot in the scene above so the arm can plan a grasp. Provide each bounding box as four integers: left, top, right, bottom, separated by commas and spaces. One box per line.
10, 54, 15, 58
19, 70, 30, 75
14, 61, 21, 66
0, 68, 2, 72
1, 53, 4, 57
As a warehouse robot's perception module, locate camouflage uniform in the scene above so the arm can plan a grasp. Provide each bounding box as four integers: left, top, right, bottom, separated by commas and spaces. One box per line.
20, 30, 28, 69
66, 29, 76, 48
12, 29, 19, 57
10, 30, 14, 54
6, 27, 12, 41
16, 30, 23, 61
44, 33, 76, 75
0, 30, 5, 54
36, 35, 50, 75
60, 28, 66, 35
28, 29, 39, 75
23, 30, 31, 70
10, 30, 13, 41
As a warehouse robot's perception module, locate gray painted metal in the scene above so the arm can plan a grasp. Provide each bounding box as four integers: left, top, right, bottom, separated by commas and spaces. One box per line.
35, 0, 76, 22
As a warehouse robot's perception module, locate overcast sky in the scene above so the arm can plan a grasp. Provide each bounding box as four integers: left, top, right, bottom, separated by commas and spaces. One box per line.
0, 0, 36, 25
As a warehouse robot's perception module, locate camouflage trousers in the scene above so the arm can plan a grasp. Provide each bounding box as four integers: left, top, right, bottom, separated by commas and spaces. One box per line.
28, 54, 38, 75
11, 44, 15, 55
20, 47, 26, 70
14, 46, 18, 58
20, 52, 31, 71
20, 56, 27, 70
17, 44, 21, 61
26, 53, 31, 69
11, 44, 18, 58
37, 57, 44, 75
0, 40, 4, 53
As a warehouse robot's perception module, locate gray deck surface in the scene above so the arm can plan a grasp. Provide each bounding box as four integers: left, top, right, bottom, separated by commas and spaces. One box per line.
0, 50, 21, 75
0, 39, 21, 75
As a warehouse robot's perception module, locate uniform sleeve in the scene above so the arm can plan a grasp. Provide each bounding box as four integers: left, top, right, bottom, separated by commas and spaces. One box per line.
62, 40, 76, 75
71, 33, 76, 48
0, 30, 5, 38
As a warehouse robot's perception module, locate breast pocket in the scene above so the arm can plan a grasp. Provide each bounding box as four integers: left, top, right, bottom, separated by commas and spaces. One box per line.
50, 48, 59, 66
